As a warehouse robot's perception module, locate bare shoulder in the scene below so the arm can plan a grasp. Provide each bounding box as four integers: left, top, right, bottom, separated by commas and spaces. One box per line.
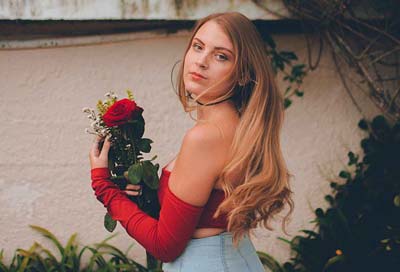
186, 122, 224, 147
168, 123, 227, 207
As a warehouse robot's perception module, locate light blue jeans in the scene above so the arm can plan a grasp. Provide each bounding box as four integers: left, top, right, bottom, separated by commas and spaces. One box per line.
162, 231, 265, 272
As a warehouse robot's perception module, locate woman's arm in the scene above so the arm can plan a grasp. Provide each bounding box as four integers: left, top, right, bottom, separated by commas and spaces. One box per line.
91, 167, 203, 263
89, 124, 225, 262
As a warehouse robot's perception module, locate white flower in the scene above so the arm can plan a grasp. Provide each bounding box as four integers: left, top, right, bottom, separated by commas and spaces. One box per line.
82, 107, 91, 113
105, 91, 118, 100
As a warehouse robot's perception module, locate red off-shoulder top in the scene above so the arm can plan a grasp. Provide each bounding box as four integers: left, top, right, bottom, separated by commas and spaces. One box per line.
159, 166, 228, 229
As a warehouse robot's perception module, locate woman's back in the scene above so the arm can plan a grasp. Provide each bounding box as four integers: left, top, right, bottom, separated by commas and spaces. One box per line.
165, 108, 240, 190
164, 110, 240, 239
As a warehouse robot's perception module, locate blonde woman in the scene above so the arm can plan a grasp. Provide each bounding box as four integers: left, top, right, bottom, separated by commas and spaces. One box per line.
90, 11, 294, 272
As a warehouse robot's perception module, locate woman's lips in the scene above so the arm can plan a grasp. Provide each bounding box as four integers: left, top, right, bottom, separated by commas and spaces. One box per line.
190, 72, 206, 80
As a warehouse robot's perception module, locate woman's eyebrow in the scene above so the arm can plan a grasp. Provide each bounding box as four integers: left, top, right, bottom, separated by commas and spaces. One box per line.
193, 37, 234, 56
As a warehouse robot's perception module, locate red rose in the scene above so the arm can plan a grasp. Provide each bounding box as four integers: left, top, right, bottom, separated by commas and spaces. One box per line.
102, 98, 143, 127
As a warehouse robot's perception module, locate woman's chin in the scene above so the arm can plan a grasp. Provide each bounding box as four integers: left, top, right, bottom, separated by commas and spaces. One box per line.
184, 85, 203, 95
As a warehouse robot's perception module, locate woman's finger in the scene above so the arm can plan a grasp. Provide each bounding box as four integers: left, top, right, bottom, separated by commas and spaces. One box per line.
99, 135, 111, 159
126, 184, 141, 190
90, 135, 103, 157
124, 190, 141, 196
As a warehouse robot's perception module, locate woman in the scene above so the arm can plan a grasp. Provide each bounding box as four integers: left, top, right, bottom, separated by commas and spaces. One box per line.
90, 11, 294, 272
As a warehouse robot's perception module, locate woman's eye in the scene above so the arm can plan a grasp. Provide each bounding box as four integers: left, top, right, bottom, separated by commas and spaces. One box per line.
193, 43, 202, 50
216, 54, 228, 61
191, 43, 228, 61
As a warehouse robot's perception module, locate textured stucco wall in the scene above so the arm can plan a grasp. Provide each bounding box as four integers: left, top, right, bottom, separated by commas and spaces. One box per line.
0, 0, 288, 20
0, 30, 379, 267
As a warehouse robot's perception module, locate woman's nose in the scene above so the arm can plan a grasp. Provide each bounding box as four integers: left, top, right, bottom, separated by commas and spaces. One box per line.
195, 53, 209, 69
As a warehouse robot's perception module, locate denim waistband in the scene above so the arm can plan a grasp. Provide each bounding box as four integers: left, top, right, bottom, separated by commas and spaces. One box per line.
186, 231, 248, 247
162, 231, 265, 272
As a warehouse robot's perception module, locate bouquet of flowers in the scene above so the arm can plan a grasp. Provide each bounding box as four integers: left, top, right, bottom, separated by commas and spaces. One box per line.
83, 90, 161, 232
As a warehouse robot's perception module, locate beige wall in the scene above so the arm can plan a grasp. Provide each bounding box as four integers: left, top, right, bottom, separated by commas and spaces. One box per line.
0, 30, 379, 266
0, 0, 288, 20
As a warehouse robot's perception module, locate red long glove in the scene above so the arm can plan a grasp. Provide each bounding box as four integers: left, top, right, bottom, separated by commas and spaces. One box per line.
91, 167, 204, 263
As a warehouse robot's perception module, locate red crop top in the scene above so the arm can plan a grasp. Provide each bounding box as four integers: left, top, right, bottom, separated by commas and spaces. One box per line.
160, 166, 228, 229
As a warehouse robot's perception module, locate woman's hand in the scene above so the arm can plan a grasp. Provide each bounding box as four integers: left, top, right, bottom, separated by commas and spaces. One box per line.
124, 184, 143, 196
89, 135, 111, 169
90, 135, 142, 195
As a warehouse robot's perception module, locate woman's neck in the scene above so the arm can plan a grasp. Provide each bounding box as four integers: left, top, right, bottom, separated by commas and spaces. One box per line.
196, 99, 239, 122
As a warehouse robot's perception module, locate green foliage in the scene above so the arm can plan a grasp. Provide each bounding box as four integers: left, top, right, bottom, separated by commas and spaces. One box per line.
138, 138, 153, 153
262, 31, 308, 109
259, 115, 400, 272
0, 225, 159, 272
127, 163, 145, 185
257, 251, 286, 272
126, 89, 134, 101
126, 158, 159, 189
104, 213, 118, 233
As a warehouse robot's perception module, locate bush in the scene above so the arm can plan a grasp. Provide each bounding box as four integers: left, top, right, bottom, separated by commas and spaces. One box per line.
0, 225, 159, 272
259, 115, 400, 272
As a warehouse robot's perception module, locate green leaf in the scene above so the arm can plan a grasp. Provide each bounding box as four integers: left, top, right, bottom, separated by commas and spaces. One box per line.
325, 195, 334, 205
29, 225, 64, 257
104, 213, 117, 232
126, 89, 134, 100
142, 160, 160, 190
93, 243, 129, 264
323, 254, 345, 271
291, 64, 306, 77
347, 151, 358, 166
17, 242, 41, 272
294, 89, 304, 97
138, 138, 153, 153
394, 194, 400, 207
339, 171, 350, 179
315, 208, 324, 217
263, 33, 276, 49
280, 51, 298, 61
277, 237, 291, 244
358, 119, 368, 130
256, 251, 285, 272
284, 98, 292, 109
127, 163, 143, 185
275, 59, 284, 70
133, 115, 145, 139
64, 233, 77, 254
300, 229, 319, 238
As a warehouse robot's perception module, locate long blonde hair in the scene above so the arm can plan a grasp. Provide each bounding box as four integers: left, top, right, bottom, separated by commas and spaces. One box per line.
173, 12, 294, 247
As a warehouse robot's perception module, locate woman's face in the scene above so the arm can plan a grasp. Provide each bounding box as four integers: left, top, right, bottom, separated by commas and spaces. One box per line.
183, 20, 235, 101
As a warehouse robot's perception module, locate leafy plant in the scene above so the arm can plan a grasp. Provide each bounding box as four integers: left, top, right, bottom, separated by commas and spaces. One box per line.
258, 115, 400, 272
262, 31, 308, 109
0, 225, 161, 272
